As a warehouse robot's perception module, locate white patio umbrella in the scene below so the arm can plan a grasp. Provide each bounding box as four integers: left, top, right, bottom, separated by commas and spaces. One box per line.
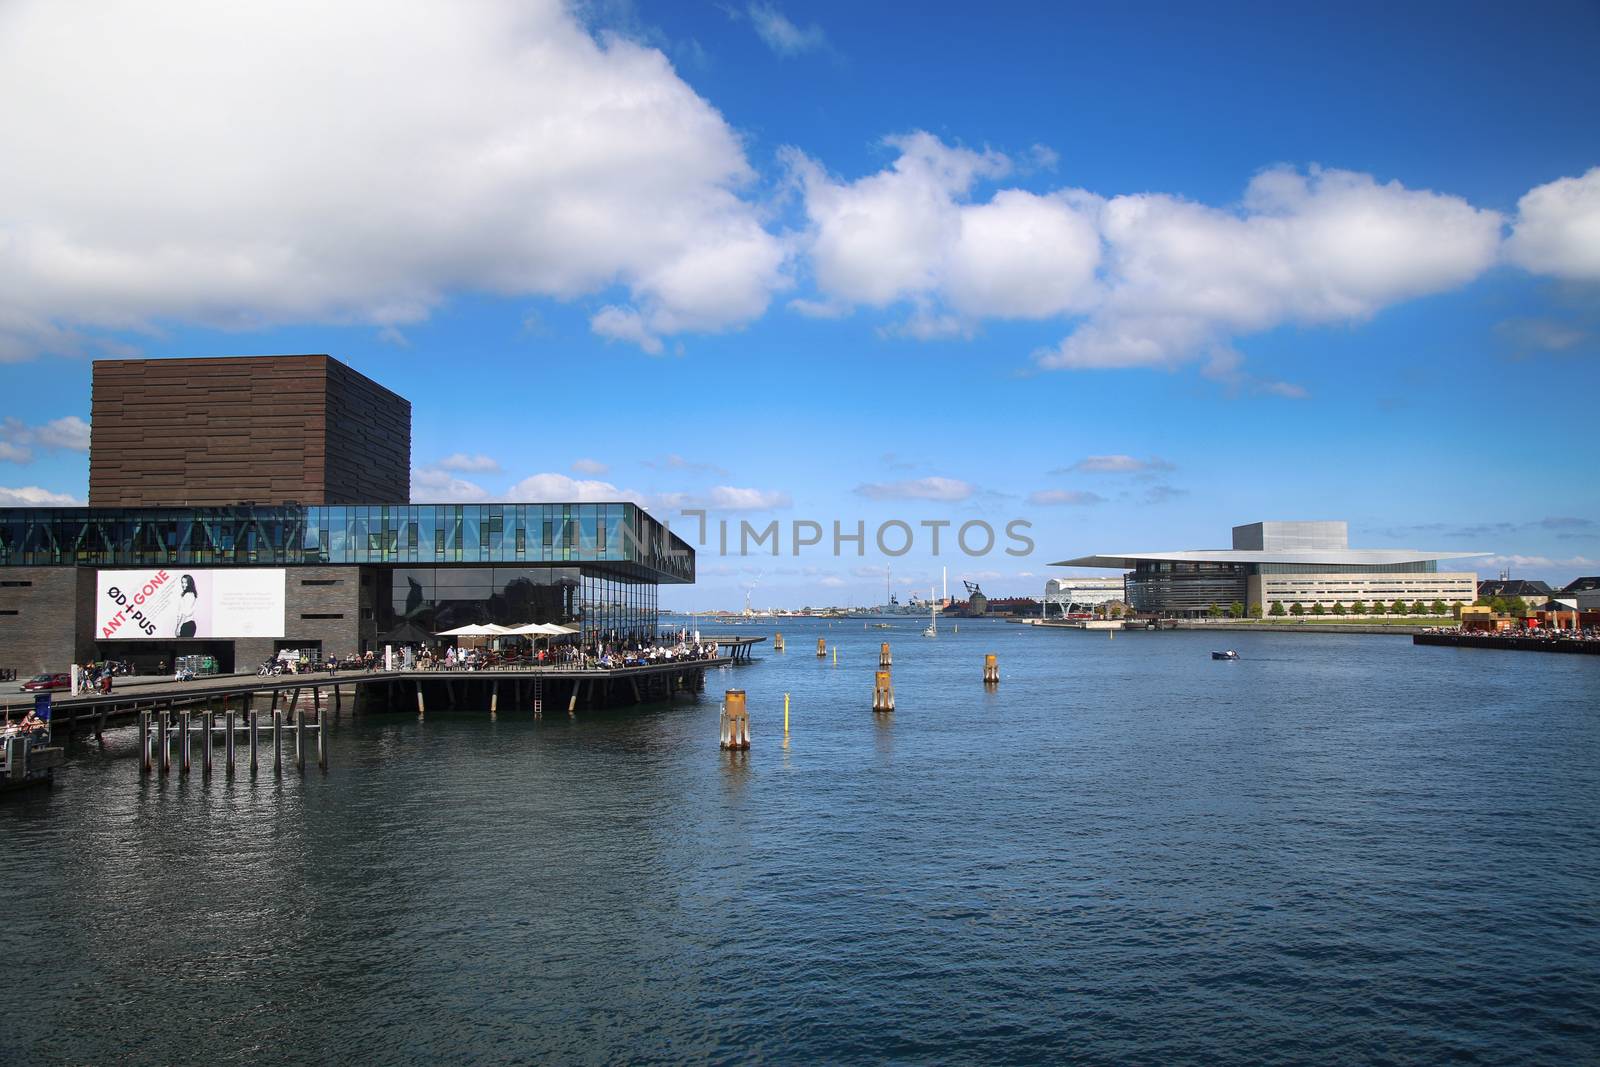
434, 623, 500, 637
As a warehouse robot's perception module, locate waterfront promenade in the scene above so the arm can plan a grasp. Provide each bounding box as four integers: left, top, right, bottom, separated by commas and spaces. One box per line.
1, 656, 732, 734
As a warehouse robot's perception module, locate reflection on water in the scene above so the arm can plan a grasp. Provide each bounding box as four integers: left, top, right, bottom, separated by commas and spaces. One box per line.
4, 620, 1599, 1065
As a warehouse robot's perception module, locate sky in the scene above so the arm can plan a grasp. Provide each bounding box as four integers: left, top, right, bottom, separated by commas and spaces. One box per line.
1, 0, 1597, 609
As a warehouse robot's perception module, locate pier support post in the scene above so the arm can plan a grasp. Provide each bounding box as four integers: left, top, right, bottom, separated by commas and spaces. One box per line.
272, 710, 283, 773
491, 681, 498, 720
202, 710, 213, 775
774, 632, 784, 652
983, 654, 999, 685
295, 708, 305, 771
873, 670, 895, 713
720, 689, 750, 750
816, 637, 826, 658
225, 709, 236, 773
248, 711, 259, 775
139, 709, 151, 774
416, 682, 426, 720
880, 642, 892, 668
96, 705, 107, 741
159, 707, 172, 776
317, 709, 328, 771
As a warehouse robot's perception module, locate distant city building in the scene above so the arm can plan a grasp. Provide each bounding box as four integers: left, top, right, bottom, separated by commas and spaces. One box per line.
1043, 576, 1125, 617
1559, 576, 1600, 612
1053, 520, 1485, 617
1476, 578, 1553, 601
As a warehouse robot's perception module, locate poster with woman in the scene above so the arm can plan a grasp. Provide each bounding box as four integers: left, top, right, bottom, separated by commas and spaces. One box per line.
95, 569, 285, 639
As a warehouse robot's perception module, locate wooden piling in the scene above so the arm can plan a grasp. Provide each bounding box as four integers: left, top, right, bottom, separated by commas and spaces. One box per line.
159, 708, 171, 776
879, 642, 892, 668
272, 709, 283, 773
983, 653, 999, 684
295, 708, 305, 770
720, 689, 750, 750
248, 711, 259, 775
139, 709, 151, 774
95, 705, 107, 741
225, 709, 236, 773
873, 670, 895, 713
774, 632, 785, 652
817, 637, 827, 657
317, 708, 328, 771
202, 710, 213, 774
490, 681, 499, 720
416, 682, 425, 719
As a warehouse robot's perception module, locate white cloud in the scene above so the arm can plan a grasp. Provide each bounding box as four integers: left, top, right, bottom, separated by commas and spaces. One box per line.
1056, 454, 1174, 474
0, 485, 82, 506
746, 3, 826, 55
507, 473, 629, 502
1506, 166, 1600, 280
411, 466, 490, 503
0, 443, 32, 463
1027, 489, 1105, 506
0, 0, 784, 361
1038, 165, 1503, 371
571, 458, 609, 476
435, 452, 501, 474
641, 454, 729, 477
1, 415, 91, 455
590, 306, 665, 355
854, 476, 974, 501
786, 133, 1100, 328
1477, 553, 1597, 571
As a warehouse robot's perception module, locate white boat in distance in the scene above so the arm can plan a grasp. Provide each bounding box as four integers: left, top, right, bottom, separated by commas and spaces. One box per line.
922, 585, 938, 637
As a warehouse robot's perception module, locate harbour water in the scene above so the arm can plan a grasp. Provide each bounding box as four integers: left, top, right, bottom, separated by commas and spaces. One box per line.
4, 620, 1598, 1064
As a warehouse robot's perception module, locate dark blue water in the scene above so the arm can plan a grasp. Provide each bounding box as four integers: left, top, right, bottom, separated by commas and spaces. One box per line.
4, 620, 1598, 1064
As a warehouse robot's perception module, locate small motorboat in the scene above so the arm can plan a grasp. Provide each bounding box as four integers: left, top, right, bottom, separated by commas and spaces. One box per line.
1211, 650, 1239, 660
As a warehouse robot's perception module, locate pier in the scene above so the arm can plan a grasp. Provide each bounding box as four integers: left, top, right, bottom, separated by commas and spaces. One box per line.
0, 659, 732, 738
1413, 633, 1600, 655
704, 635, 766, 664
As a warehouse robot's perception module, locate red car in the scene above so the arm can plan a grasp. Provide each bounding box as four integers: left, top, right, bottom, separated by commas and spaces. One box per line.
19, 672, 70, 693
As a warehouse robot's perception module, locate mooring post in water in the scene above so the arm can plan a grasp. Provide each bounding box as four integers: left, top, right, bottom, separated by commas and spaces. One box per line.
719, 689, 750, 750
159, 707, 172, 776
416, 682, 426, 720
873, 670, 895, 713
784, 692, 790, 738
272, 709, 283, 773
490, 681, 498, 720
816, 637, 826, 658
880, 642, 892, 668
202, 710, 213, 774
139, 709, 151, 774
225, 709, 236, 773
295, 708, 306, 771
774, 631, 784, 652
96, 704, 107, 741
984, 653, 999, 685
248, 711, 259, 775
317, 706, 328, 771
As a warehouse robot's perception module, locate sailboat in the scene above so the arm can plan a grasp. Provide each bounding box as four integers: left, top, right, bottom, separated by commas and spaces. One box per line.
922, 585, 938, 637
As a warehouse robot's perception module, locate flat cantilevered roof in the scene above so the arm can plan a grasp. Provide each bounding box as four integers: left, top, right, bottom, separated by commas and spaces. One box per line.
1052, 549, 1491, 569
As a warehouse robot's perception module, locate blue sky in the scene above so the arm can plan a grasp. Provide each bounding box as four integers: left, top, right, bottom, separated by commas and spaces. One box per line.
1, 0, 1597, 608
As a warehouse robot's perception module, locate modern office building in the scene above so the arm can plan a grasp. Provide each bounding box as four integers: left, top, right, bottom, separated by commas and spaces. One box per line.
0, 355, 692, 674
1053, 520, 1483, 616
1042, 576, 1125, 617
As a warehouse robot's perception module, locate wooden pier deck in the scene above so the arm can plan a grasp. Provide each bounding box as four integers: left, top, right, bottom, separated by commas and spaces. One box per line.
2, 658, 733, 737
703, 635, 766, 664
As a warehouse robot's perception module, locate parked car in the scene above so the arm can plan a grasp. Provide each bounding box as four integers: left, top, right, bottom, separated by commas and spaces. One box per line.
20, 672, 70, 693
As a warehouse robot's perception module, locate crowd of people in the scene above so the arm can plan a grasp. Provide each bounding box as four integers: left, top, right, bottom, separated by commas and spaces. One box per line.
406, 632, 721, 672
1423, 624, 1600, 643
2, 708, 49, 737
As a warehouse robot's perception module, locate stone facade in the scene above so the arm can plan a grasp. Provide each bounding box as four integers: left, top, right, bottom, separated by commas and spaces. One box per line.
89, 354, 410, 507
0, 567, 93, 676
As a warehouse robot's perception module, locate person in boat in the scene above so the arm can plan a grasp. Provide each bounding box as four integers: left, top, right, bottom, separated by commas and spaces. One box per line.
17, 709, 46, 733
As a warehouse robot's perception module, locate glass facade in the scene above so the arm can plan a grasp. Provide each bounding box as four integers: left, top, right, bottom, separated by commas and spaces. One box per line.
1126, 561, 1249, 614
377, 565, 660, 646
0, 503, 693, 585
